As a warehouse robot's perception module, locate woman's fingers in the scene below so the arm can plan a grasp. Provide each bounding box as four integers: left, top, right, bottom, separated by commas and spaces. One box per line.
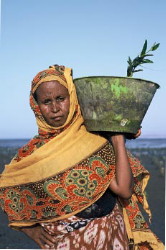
44, 244, 51, 249
125, 128, 142, 140
37, 234, 55, 249
41, 227, 57, 243
21, 225, 56, 249
133, 128, 141, 138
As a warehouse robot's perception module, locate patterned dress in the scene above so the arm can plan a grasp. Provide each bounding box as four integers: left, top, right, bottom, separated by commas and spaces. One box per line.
41, 200, 129, 250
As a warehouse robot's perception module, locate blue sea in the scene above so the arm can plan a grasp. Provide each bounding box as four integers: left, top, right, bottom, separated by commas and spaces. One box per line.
0, 138, 166, 148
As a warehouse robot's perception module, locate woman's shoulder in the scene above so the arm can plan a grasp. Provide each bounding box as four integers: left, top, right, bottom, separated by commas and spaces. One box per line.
11, 135, 42, 163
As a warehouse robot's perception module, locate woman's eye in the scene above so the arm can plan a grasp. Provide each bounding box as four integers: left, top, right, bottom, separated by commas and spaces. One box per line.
57, 96, 65, 101
44, 99, 51, 105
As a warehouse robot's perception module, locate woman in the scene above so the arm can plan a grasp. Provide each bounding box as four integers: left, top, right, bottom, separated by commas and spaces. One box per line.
0, 65, 164, 249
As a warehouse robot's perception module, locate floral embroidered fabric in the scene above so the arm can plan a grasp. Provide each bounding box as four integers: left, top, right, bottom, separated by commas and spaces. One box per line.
0, 143, 116, 224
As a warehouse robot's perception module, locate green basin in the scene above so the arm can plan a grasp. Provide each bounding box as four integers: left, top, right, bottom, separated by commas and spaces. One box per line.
74, 76, 160, 134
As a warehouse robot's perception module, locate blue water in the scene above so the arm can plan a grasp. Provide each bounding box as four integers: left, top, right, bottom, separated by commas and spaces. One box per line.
0, 139, 29, 148
126, 138, 166, 148
0, 138, 166, 148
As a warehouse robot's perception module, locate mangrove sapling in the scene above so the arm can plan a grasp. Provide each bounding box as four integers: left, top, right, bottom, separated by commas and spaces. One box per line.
127, 40, 160, 77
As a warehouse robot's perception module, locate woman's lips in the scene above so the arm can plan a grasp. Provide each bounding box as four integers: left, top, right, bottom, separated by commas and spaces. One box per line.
51, 116, 62, 121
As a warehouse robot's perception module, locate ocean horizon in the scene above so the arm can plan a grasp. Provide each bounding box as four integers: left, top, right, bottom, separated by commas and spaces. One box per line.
0, 138, 166, 149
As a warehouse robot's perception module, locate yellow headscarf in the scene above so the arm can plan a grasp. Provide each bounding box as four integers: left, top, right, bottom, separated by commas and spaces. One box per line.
30, 65, 83, 134
0, 65, 107, 188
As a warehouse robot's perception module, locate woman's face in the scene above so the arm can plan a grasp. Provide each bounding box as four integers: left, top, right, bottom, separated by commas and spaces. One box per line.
35, 80, 70, 127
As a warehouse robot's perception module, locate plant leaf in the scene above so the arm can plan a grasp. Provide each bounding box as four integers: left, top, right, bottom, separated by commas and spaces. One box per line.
151, 43, 160, 51
142, 59, 153, 63
133, 69, 143, 73
144, 54, 153, 57
132, 57, 142, 67
141, 40, 147, 56
127, 56, 132, 65
126, 40, 160, 77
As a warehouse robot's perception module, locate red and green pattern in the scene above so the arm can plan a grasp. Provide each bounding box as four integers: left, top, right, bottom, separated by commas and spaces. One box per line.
0, 141, 152, 234
0, 143, 115, 224
31, 65, 66, 91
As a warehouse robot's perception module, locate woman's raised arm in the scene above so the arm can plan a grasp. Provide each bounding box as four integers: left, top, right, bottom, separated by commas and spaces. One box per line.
109, 134, 133, 199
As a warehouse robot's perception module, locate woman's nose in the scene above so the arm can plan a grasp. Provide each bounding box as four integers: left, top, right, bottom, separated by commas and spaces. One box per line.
51, 101, 60, 112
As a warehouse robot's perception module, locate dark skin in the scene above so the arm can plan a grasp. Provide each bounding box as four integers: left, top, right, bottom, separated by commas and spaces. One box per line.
35, 80, 70, 127
21, 225, 56, 249
21, 80, 141, 249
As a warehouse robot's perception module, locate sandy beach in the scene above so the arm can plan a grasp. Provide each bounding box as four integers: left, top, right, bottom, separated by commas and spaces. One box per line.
0, 146, 165, 249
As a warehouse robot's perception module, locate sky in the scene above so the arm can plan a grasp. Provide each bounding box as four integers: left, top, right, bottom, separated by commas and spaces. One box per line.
0, 0, 166, 139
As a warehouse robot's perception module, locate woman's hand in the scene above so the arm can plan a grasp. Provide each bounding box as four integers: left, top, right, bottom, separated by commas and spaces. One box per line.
134, 128, 141, 138
125, 128, 142, 139
21, 225, 56, 249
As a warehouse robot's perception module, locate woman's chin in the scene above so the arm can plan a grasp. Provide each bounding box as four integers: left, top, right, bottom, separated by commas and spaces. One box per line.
48, 120, 66, 128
